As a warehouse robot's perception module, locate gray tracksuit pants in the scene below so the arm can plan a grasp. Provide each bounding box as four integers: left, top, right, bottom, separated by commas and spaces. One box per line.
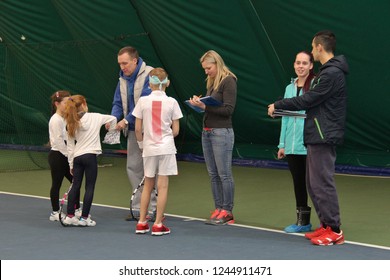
306, 144, 341, 229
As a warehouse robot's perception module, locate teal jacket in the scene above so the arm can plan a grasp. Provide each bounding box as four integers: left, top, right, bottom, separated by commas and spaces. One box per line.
277, 78, 307, 155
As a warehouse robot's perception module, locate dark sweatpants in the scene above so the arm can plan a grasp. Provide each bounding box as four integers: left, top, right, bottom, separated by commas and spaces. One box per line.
67, 153, 98, 218
306, 144, 341, 228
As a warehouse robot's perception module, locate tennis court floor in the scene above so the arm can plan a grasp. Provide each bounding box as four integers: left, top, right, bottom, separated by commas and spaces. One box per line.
1, 192, 389, 260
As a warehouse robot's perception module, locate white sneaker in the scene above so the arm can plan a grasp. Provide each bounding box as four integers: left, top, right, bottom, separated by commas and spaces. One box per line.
75, 208, 82, 218
78, 216, 96, 227
49, 211, 65, 222
62, 215, 79, 226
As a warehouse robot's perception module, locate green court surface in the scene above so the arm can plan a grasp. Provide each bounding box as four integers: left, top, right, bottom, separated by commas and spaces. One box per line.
1, 156, 389, 248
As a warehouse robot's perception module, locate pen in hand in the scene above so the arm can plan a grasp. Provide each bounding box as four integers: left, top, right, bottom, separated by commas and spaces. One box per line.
190, 94, 202, 102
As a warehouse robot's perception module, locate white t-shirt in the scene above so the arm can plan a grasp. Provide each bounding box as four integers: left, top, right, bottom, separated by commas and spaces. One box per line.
132, 90, 183, 157
67, 112, 117, 169
49, 113, 68, 156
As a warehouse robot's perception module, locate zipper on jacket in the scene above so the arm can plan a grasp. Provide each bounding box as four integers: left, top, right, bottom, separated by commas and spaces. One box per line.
314, 117, 324, 140
291, 117, 297, 153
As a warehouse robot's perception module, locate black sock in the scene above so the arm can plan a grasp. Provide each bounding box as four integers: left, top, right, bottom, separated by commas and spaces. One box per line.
331, 227, 340, 233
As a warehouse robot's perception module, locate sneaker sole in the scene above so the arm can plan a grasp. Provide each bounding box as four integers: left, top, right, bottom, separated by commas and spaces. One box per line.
151, 230, 170, 236
312, 237, 345, 246
135, 229, 150, 234
61, 223, 79, 227
205, 219, 235, 226
214, 219, 235, 225
204, 219, 217, 225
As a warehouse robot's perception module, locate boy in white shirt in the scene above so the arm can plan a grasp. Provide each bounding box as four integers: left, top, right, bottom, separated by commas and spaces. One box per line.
132, 68, 183, 235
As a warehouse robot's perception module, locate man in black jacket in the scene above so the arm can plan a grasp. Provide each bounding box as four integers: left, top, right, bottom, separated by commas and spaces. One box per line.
268, 30, 349, 246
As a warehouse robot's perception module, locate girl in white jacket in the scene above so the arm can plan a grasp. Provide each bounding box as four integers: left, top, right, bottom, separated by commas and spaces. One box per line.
48, 90, 81, 221
62, 95, 117, 226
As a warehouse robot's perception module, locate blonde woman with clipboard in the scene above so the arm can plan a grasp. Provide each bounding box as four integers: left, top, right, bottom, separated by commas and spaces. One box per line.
189, 50, 237, 225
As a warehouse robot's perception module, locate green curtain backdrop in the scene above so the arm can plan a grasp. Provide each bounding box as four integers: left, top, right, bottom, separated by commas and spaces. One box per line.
0, 0, 389, 168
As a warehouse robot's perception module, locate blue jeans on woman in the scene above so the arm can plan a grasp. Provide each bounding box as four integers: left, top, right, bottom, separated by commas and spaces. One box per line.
202, 128, 235, 212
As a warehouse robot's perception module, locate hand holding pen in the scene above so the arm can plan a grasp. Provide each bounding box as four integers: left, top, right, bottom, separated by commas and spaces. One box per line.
191, 94, 202, 101
189, 94, 206, 110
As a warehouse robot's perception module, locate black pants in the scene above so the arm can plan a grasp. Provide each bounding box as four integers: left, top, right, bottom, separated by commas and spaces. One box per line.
48, 150, 73, 211
286, 154, 308, 208
67, 153, 98, 218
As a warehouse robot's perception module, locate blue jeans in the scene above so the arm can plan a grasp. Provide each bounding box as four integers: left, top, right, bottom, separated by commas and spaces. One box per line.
202, 128, 235, 212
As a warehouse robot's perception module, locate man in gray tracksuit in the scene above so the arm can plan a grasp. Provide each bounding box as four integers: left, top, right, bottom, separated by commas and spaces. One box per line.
108, 46, 157, 220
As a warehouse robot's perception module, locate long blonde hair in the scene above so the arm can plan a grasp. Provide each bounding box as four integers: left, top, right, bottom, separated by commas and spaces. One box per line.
200, 50, 236, 91
64, 95, 86, 138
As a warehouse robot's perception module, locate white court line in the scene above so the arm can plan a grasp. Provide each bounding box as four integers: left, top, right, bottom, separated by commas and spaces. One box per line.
335, 173, 390, 179
1, 191, 390, 251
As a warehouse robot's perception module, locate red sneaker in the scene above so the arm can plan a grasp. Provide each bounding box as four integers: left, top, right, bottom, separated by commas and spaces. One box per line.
304, 226, 329, 240
214, 210, 234, 225
205, 209, 222, 225
210, 209, 221, 219
311, 229, 344, 246
151, 224, 171, 236
135, 222, 149, 234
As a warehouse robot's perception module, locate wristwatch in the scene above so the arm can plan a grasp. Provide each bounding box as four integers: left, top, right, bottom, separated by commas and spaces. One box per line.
123, 119, 128, 125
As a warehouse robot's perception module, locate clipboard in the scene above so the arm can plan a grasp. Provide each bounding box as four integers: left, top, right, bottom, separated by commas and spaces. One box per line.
273, 109, 307, 118
185, 96, 222, 113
